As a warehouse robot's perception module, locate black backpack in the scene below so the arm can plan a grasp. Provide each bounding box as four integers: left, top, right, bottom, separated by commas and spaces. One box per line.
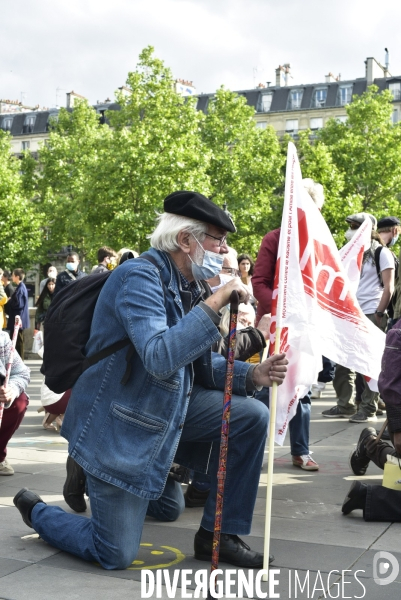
374, 246, 400, 318
42, 254, 160, 393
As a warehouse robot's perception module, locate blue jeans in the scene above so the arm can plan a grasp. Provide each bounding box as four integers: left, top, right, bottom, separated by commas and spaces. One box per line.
289, 394, 311, 456
31, 384, 269, 569
255, 388, 310, 456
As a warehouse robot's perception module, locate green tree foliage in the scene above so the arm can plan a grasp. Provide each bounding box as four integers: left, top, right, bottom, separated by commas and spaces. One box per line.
21, 52, 401, 265
201, 88, 284, 255
94, 46, 211, 254
319, 85, 401, 220
32, 47, 211, 262
295, 131, 346, 246
32, 100, 113, 261
0, 131, 43, 269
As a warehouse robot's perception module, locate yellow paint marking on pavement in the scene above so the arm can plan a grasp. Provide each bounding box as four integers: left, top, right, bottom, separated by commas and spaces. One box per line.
127, 543, 185, 570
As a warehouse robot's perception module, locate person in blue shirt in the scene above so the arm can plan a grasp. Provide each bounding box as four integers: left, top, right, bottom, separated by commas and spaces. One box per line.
7, 269, 29, 359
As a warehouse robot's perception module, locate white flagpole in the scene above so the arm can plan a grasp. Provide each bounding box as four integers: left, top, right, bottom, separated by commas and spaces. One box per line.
262, 143, 296, 579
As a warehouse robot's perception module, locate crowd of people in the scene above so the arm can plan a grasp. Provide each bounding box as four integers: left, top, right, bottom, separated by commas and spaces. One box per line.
1, 186, 401, 571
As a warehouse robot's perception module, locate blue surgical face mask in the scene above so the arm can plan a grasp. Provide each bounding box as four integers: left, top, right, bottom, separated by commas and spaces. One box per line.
189, 236, 224, 280
389, 235, 399, 247
66, 262, 77, 271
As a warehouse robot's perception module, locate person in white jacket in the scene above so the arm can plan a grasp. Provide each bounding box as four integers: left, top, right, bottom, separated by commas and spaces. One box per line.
0, 331, 30, 475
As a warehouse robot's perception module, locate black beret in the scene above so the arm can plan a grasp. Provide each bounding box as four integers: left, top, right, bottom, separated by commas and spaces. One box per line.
377, 216, 401, 229
164, 191, 236, 233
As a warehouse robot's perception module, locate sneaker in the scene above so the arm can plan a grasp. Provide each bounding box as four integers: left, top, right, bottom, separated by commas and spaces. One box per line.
0, 459, 14, 476
349, 411, 377, 423
292, 454, 319, 471
322, 406, 355, 418
311, 383, 325, 399
349, 427, 377, 475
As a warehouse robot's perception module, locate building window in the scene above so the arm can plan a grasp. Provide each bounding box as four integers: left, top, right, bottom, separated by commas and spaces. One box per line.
286, 119, 298, 133
310, 117, 323, 130
1, 116, 13, 131
258, 92, 273, 113
392, 109, 399, 124
389, 82, 401, 101
337, 85, 353, 106
23, 115, 36, 134
21, 141, 30, 151
312, 88, 327, 108
256, 121, 267, 129
287, 89, 303, 110
336, 115, 347, 123
47, 113, 59, 131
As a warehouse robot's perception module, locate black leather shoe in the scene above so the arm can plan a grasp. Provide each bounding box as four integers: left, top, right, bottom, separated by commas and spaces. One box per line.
63, 456, 87, 512
342, 481, 367, 515
185, 483, 210, 508
194, 532, 273, 568
349, 427, 376, 475
13, 488, 46, 528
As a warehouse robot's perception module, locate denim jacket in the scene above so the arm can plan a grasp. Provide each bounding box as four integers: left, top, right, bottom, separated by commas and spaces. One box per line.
62, 248, 254, 499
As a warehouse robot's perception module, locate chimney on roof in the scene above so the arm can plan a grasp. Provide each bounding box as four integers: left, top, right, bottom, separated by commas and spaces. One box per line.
384, 48, 390, 77
275, 64, 291, 87
325, 72, 336, 83
66, 91, 86, 109
365, 57, 389, 85
283, 64, 291, 86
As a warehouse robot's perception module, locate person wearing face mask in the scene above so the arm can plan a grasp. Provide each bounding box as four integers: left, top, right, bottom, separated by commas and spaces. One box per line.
323, 212, 395, 423
54, 251, 87, 295
91, 246, 118, 274
39, 266, 58, 296
376, 217, 401, 330
14, 191, 288, 571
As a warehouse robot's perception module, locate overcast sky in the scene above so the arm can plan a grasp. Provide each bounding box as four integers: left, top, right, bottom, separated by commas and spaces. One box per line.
1, 0, 401, 109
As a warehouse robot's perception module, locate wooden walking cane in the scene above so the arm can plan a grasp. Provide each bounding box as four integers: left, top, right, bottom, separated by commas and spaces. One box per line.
0, 316, 22, 429
209, 290, 239, 595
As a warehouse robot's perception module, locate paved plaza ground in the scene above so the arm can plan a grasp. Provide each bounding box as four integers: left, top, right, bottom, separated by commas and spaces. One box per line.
1, 361, 400, 599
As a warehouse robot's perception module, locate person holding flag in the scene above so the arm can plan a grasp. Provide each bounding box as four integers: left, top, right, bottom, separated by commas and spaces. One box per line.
13, 191, 288, 571
252, 177, 325, 471
323, 212, 395, 423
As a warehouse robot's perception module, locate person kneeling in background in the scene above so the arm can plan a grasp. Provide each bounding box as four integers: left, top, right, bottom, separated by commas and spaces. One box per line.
0, 331, 30, 475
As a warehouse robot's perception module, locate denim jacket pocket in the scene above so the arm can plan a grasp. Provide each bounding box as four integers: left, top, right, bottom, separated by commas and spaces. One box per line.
94, 403, 167, 481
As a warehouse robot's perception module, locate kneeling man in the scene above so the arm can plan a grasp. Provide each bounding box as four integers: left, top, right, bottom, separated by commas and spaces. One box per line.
14, 191, 287, 570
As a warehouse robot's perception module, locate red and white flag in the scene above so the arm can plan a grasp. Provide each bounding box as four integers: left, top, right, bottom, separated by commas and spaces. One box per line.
339, 217, 372, 295
270, 143, 385, 444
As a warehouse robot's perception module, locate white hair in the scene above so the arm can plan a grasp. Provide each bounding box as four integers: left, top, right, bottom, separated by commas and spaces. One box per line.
223, 247, 238, 269
219, 303, 255, 336
116, 247, 139, 262
303, 178, 325, 209
149, 213, 208, 253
